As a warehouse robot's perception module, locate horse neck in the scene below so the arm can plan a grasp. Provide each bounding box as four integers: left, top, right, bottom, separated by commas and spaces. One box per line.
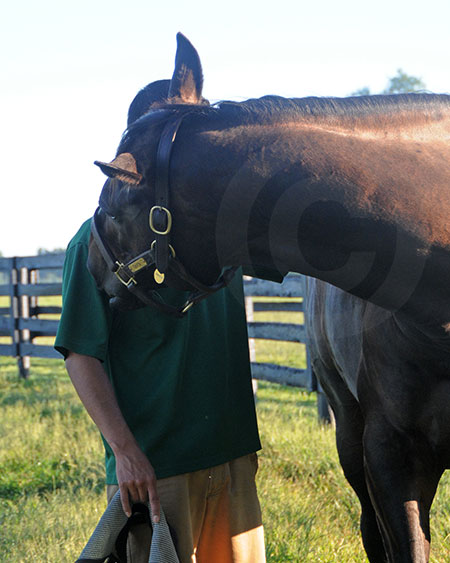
176, 112, 450, 326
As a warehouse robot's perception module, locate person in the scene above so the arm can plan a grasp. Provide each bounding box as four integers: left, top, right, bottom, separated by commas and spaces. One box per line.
54, 219, 266, 561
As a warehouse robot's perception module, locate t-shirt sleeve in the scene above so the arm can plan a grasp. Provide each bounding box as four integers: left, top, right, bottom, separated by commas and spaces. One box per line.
54, 241, 113, 361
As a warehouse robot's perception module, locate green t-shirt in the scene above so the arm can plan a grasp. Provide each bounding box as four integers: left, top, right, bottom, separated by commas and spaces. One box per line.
55, 220, 260, 484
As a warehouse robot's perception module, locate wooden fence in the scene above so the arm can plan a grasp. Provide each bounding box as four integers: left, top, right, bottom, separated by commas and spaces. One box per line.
244, 275, 312, 389
0, 253, 64, 376
0, 254, 313, 391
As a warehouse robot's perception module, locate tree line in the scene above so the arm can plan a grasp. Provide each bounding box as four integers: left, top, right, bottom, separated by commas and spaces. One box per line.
352, 68, 425, 96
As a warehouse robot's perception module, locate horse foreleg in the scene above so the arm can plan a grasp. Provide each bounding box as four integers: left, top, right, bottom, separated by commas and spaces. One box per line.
316, 364, 387, 562
362, 415, 442, 563
333, 402, 387, 563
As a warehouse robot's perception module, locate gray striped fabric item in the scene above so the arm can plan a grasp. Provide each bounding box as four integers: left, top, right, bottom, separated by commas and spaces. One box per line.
76, 490, 179, 562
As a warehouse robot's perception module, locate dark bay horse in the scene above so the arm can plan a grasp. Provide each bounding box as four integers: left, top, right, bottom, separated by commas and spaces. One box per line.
87, 34, 450, 562
305, 277, 450, 562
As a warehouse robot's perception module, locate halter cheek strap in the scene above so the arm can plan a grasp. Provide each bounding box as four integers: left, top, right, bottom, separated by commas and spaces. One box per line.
150, 113, 186, 279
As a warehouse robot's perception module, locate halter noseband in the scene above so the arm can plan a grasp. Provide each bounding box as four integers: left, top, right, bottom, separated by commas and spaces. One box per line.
91, 113, 237, 318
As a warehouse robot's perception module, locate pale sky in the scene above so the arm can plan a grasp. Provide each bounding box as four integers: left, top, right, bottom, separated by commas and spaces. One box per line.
1, 0, 449, 256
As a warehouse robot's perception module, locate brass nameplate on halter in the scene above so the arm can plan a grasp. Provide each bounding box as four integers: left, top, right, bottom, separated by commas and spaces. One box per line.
154, 269, 165, 284
128, 258, 148, 273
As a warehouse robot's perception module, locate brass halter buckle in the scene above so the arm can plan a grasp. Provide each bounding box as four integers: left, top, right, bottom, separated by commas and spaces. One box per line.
149, 206, 172, 235
114, 261, 137, 288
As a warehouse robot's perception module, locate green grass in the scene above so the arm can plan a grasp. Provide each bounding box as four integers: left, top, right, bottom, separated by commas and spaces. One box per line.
2, 348, 450, 560
0, 357, 105, 562
256, 383, 365, 562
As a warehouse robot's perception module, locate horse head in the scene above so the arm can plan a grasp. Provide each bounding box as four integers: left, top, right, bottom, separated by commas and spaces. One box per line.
88, 33, 227, 311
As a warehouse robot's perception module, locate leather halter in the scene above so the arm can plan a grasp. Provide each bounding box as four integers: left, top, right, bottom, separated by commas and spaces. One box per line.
91, 113, 237, 318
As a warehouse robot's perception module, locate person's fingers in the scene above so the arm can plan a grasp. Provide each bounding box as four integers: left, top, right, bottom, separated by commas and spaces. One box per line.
120, 482, 141, 516
136, 479, 149, 503
119, 483, 132, 517
148, 486, 161, 524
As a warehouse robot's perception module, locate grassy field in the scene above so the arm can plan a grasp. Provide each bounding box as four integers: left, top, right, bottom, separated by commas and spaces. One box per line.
1, 357, 450, 562
1, 298, 450, 561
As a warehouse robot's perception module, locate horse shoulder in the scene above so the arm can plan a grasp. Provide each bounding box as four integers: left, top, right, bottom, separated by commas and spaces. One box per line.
305, 278, 367, 399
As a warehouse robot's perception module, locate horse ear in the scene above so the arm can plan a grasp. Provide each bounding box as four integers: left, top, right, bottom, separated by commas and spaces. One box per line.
168, 33, 204, 104
94, 153, 143, 185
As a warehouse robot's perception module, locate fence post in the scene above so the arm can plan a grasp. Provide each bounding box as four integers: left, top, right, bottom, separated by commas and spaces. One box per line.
10, 258, 25, 377
245, 293, 258, 396
17, 265, 31, 378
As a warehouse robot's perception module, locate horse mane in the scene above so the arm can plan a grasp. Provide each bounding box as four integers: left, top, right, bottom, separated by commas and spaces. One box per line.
118, 92, 450, 151
215, 93, 450, 130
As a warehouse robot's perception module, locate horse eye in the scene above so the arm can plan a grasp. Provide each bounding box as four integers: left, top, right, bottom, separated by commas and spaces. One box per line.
110, 214, 124, 224
101, 208, 120, 222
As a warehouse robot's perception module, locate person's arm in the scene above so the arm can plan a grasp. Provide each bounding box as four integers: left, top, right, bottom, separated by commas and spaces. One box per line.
65, 351, 160, 522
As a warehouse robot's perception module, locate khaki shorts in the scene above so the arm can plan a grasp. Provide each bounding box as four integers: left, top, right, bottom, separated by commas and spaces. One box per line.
107, 453, 265, 563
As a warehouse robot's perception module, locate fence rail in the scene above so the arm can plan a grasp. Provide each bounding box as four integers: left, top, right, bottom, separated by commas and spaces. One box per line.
243, 275, 311, 389
0, 254, 311, 390
0, 253, 64, 374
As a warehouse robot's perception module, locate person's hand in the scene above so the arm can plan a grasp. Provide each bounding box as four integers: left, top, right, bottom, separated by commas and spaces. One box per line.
114, 445, 161, 523
64, 354, 161, 523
